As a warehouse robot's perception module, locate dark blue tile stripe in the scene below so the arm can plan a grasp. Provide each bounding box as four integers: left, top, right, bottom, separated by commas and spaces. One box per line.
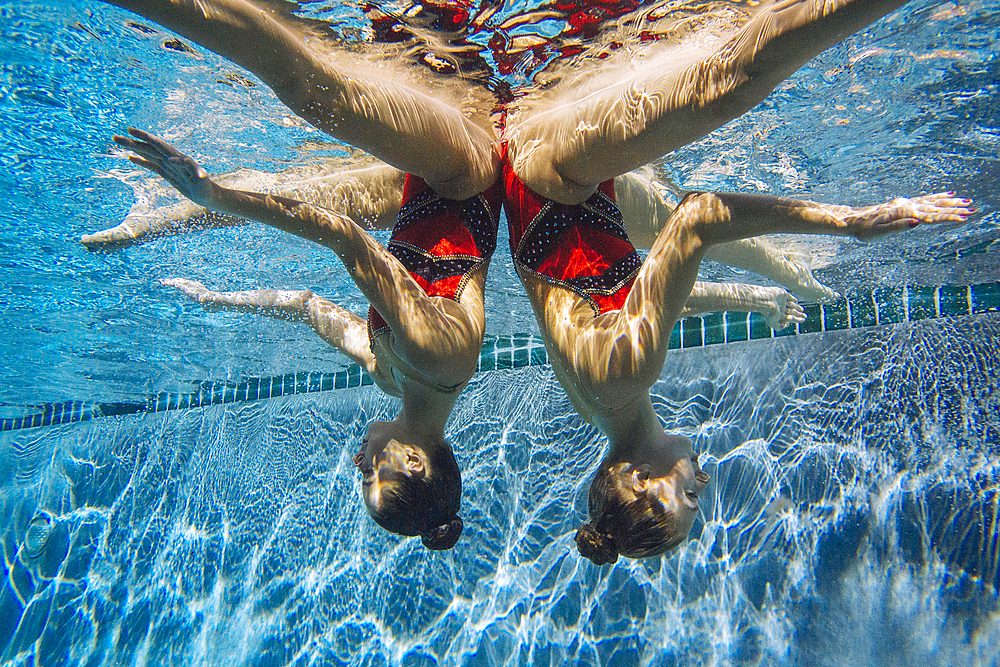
3, 282, 997, 433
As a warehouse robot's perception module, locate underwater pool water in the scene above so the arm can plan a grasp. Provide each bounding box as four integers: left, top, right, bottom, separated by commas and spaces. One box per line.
2, 0, 999, 665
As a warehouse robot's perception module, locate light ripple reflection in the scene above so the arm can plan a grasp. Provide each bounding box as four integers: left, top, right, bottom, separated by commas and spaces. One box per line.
2, 315, 999, 665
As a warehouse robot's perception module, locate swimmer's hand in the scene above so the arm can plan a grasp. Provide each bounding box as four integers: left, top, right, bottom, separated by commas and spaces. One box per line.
845, 193, 974, 240
113, 128, 221, 209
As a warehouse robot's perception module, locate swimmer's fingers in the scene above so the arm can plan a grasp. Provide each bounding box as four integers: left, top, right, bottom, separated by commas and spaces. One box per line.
126, 127, 176, 154
114, 132, 201, 178
126, 155, 169, 180
884, 192, 974, 223
113, 128, 217, 207
851, 193, 974, 239
112, 131, 178, 169
125, 153, 208, 201
114, 128, 185, 163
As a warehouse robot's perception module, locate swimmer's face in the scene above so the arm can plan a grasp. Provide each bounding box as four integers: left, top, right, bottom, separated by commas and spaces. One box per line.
353, 422, 426, 511
632, 454, 710, 534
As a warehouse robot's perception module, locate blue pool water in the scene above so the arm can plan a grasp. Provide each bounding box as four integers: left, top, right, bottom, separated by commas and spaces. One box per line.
2, 0, 999, 665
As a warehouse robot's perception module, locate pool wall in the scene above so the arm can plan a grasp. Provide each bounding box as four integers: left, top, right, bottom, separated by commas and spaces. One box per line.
2, 313, 999, 666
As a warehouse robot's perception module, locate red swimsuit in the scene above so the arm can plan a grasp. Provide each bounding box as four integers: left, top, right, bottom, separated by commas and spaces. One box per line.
368, 159, 637, 341
502, 161, 641, 315
368, 174, 503, 336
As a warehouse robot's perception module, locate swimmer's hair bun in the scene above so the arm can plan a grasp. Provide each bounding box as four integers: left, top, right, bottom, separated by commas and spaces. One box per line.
575, 523, 619, 565
421, 515, 463, 550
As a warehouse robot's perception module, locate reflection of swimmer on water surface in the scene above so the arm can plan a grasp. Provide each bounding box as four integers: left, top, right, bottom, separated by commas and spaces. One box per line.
99, 0, 933, 201
94, 0, 973, 560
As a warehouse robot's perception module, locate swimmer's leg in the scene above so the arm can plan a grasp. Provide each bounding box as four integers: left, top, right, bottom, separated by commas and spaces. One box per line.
101, 0, 497, 198
704, 239, 838, 303
683, 282, 805, 330
161, 278, 375, 370
613, 170, 679, 250
510, 0, 910, 202
122, 129, 484, 386
81, 201, 243, 251
571, 190, 971, 405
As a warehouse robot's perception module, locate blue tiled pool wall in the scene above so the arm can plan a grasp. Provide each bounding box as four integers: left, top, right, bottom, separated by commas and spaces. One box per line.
3, 281, 998, 433
3, 311, 999, 666
673, 281, 1000, 348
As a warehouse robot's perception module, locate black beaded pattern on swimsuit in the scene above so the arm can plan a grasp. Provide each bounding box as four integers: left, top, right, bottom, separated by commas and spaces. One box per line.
398, 188, 500, 249
369, 186, 499, 337
384, 246, 481, 292
515, 189, 642, 312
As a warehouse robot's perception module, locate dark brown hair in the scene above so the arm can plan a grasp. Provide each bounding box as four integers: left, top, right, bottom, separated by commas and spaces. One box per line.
367, 444, 464, 550
575, 461, 689, 565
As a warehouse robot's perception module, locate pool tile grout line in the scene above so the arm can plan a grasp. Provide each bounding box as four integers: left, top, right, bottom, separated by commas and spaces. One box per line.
3, 281, 998, 433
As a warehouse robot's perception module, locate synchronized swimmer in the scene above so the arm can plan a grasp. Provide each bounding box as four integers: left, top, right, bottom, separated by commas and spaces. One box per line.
88, 0, 972, 560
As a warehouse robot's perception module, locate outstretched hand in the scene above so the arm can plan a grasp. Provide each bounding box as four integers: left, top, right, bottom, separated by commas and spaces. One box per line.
113, 128, 219, 208
849, 192, 974, 240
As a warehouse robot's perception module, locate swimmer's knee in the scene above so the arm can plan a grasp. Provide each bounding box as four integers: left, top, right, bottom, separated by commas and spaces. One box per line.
677, 190, 719, 208
673, 191, 732, 239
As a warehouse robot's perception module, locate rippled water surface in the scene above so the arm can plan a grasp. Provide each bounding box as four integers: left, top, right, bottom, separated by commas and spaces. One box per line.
2, 0, 999, 665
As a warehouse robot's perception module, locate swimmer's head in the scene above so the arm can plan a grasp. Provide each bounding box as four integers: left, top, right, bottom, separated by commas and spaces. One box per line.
575, 439, 709, 564
354, 428, 463, 550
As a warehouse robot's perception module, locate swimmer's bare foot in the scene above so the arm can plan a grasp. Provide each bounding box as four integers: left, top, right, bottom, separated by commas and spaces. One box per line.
161, 278, 222, 310
161, 279, 319, 319
847, 192, 974, 239
81, 219, 147, 251
781, 251, 838, 303
758, 288, 806, 330
83, 204, 239, 251
113, 129, 219, 208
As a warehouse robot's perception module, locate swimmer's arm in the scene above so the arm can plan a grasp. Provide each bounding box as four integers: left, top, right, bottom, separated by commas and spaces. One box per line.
680, 190, 972, 246
513, 0, 908, 202
113, 129, 383, 253
161, 278, 376, 371
101, 0, 497, 198
682, 282, 805, 330
578, 190, 970, 403
81, 162, 406, 250
614, 173, 837, 302
120, 129, 482, 385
